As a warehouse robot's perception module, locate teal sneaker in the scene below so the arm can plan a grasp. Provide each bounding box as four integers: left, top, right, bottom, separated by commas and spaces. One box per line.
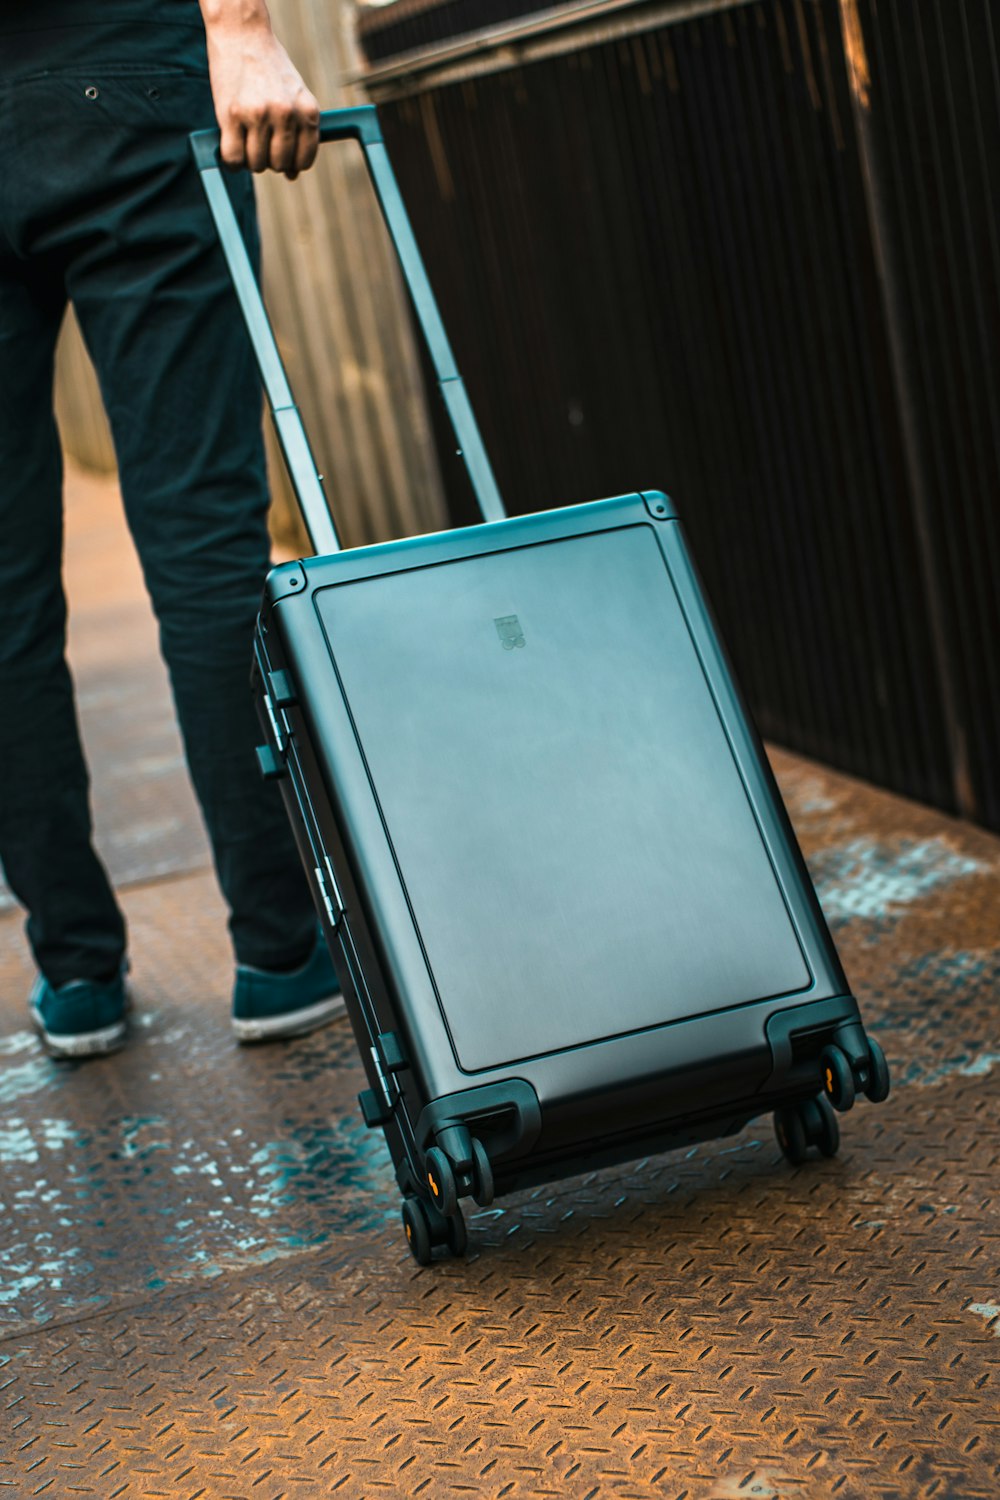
30, 969, 129, 1058
232, 932, 346, 1043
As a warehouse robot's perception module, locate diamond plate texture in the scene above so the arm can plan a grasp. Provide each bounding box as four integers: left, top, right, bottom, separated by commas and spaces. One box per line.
1, 470, 998, 1499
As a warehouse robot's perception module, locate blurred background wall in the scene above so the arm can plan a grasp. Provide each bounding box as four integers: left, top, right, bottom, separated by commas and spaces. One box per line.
54, 0, 447, 553
55, 0, 999, 836
355, 0, 1000, 833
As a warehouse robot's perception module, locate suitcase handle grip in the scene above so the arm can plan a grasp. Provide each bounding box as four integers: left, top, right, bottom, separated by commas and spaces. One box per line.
189, 105, 505, 555
189, 105, 383, 170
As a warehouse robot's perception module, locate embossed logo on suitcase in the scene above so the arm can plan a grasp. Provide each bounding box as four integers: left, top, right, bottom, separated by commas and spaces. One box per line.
494, 615, 526, 650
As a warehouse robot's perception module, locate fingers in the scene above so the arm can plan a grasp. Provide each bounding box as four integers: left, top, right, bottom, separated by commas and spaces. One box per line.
268, 113, 295, 176
271, 92, 319, 179
245, 117, 273, 174
219, 117, 247, 172
226, 100, 319, 178
291, 106, 319, 179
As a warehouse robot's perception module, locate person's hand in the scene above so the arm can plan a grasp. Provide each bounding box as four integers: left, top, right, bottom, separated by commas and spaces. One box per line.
203, 11, 319, 179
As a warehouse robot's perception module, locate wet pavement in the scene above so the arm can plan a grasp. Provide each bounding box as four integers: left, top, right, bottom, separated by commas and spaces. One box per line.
0, 467, 998, 1498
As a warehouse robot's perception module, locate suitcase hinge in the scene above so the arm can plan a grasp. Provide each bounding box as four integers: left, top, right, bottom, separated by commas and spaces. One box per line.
261, 684, 286, 755
359, 1042, 398, 1129
315, 858, 343, 930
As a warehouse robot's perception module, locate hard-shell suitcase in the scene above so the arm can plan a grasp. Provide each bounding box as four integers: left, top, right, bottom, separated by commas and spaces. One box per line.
191, 108, 889, 1263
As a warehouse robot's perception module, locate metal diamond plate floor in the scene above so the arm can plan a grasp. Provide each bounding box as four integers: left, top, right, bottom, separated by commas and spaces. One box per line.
1, 471, 998, 1499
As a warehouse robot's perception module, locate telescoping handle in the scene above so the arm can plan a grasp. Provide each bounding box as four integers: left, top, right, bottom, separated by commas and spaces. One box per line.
189, 105, 506, 555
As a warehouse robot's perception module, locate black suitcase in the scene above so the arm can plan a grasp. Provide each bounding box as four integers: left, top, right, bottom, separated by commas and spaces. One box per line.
192, 108, 889, 1263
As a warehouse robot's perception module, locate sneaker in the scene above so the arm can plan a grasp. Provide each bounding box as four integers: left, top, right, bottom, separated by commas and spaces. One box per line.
30, 969, 129, 1059
232, 932, 347, 1043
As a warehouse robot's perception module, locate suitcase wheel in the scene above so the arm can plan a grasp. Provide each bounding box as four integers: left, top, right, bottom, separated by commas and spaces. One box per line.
425, 1147, 459, 1216
402, 1196, 433, 1265
864, 1037, 891, 1103
445, 1207, 468, 1257
470, 1136, 495, 1207
820, 1044, 857, 1112
774, 1093, 839, 1166
821, 1037, 891, 1112
401, 1194, 467, 1266
803, 1095, 840, 1157
426, 1134, 495, 1210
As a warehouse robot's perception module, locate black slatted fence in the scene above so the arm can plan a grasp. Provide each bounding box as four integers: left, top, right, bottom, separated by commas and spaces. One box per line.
357, 0, 1000, 831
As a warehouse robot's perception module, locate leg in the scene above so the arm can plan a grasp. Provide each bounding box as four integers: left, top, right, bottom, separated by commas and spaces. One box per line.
0, 254, 127, 987
69, 71, 316, 971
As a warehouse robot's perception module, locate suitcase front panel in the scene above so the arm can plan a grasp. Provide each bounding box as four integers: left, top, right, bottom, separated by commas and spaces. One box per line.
313, 521, 811, 1073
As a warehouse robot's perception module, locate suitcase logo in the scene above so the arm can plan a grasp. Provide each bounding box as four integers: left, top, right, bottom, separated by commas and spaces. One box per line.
495, 615, 526, 650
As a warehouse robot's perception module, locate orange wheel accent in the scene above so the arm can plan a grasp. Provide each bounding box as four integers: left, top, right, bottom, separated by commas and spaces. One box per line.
405, 1223, 412, 1241
825, 1066, 834, 1095
428, 1172, 439, 1197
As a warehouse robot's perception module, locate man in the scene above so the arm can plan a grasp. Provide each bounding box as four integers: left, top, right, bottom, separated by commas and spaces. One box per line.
0, 0, 343, 1056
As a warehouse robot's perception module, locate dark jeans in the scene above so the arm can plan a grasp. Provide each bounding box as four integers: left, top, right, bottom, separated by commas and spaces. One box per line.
0, 65, 316, 985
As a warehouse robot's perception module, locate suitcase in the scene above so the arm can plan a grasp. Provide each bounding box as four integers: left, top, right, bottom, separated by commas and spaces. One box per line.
191, 107, 889, 1263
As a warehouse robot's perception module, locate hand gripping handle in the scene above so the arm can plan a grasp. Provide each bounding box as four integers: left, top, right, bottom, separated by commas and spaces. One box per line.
189, 105, 505, 556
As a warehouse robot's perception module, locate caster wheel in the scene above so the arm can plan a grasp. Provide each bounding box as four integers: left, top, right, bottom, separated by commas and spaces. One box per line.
864, 1037, 890, 1103
821, 1044, 856, 1112
446, 1209, 468, 1257
774, 1105, 807, 1166
402, 1196, 433, 1266
470, 1137, 494, 1207
425, 1146, 458, 1216
804, 1094, 840, 1157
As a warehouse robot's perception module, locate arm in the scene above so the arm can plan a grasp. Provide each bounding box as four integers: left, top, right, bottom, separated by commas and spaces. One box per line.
198, 0, 319, 178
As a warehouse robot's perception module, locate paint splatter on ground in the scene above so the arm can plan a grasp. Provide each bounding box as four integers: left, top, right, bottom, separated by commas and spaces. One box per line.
812, 836, 990, 925
0, 952, 396, 1327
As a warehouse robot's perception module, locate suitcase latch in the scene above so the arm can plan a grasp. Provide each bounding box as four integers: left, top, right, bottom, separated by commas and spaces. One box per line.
359, 1034, 407, 1129
359, 1086, 393, 1129
361, 1045, 397, 1128
267, 668, 297, 708
255, 743, 286, 780
376, 1031, 407, 1075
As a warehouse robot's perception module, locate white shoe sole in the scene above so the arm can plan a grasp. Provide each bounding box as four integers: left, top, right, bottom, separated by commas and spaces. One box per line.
232, 991, 348, 1043
31, 972, 131, 1056
31, 1006, 128, 1058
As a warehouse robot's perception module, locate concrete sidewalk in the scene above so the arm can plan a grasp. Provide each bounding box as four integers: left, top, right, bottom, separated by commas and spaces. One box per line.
0, 466, 997, 1499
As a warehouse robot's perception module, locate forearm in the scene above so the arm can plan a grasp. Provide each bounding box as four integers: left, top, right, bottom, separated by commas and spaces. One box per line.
198, 0, 274, 33
197, 0, 319, 177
